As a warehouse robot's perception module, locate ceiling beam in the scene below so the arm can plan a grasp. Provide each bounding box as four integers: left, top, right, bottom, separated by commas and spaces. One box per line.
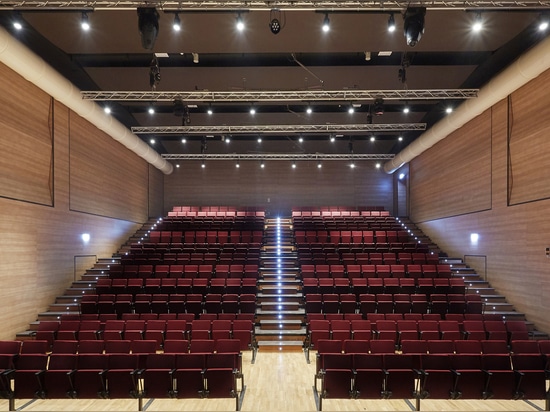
3, 1, 550, 10
162, 153, 395, 160
82, 89, 478, 102
131, 123, 426, 135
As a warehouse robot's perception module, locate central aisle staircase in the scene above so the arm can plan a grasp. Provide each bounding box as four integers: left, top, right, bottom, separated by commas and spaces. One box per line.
255, 217, 307, 350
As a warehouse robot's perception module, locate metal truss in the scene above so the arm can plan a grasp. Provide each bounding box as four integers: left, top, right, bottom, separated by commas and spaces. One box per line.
162, 153, 395, 160
2, 1, 550, 10
131, 123, 426, 135
82, 89, 478, 102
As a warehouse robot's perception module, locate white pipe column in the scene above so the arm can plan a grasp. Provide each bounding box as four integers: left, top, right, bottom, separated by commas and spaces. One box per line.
0, 26, 173, 175
385, 33, 550, 174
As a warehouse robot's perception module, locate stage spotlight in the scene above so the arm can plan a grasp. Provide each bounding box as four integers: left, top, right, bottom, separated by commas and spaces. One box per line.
173, 13, 181, 31
137, 7, 160, 50
322, 13, 330, 32
387, 13, 396, 32
472, 13, 483, 32
538, 14, 549, 31
236, 13, 245, 31
149, 56, 161, 89
270, 18, 281, 34
81, 12, 90, 31
373, 98, 384, 116
12, 12, 23, 30
403, 7, 426, 47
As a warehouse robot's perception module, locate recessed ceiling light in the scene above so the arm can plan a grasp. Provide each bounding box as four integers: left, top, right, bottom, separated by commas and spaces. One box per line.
378, 51, 393, 57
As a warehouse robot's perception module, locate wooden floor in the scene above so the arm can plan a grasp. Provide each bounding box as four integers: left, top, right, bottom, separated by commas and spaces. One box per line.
1, 348, 547, 412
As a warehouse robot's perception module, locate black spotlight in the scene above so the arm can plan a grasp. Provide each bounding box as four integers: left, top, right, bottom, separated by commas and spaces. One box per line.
373, 98, 384, 116
270, 18, 281, 34
269, 9, 285, 34
149, 56, 160, 89
137, 7, 159, 50
173, 100, 184, 117
403, 7, 426, 47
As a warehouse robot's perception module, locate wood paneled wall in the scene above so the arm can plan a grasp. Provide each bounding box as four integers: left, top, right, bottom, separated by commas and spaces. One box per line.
164, 160, 394, 216
410, 69, 550, 334
69, 112, 149, 223
148, 164, 164, 218
410, 109, 492, 222
0, 64, 53, 206
0, 63, 155, 340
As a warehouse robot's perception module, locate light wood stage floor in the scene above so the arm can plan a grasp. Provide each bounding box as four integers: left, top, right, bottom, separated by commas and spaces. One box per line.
0, 348, 546, 411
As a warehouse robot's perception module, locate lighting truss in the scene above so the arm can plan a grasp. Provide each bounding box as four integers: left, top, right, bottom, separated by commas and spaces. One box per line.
131, 123, 426, 135
162, 153, 395, 160
2, 1, 550, 10
82, 89, 478, 102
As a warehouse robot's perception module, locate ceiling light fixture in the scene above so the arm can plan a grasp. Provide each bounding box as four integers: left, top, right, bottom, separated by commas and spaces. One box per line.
173, 13, 181, 31
81, 12, 90, 31
322, 13, 330, 32
373, 98, 384, 115
137, 7, 160, 50
398, 136, 403, 142
104, 106, 111, 114
330, 135, 336, 142
388, 13, 396, 32
370, 135, 376, 142
250, 105, 256, 115
350, 162, 356, 169
236, 13, 245, 31
538, 14, 549, 31
292, 161, 296, 169
376, 163, 381, 169
306, 106, 313, 114
298, 136, 304, 143
348, 104, 355, 114
257, 137, 262, 143
150, 138, 156, 144
148, 105, 155, 114
260, 160, 265, 168
403, 7, 426, 47
12, 12, 23, 30
472, 13, 483, 32
403, 104, 410, 114
446, 106, 453, 114
201, 161, 205, 168
181, 137, 187, 143
317, 161, 322, 169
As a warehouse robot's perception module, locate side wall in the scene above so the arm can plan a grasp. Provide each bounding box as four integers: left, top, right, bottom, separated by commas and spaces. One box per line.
409, 68, 550, 334
0, 63, 157, 340
164, 160, 395, 216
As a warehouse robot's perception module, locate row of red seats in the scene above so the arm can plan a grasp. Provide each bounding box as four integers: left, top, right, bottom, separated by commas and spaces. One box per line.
307, 319, 530, 347
305, 312, 503, 323
81, 293, 256, 316
303, 277, 465, 295
292, 210, 389, 217
299, 251, 439, 264
301, 264, 451, 278
108, 264, 260, 280
314, 350, 548, 409
149, 230, 264, 244
0, 351, 243, 406
296, 230, 410, 243
96, 277, 258, 295
299, 242, 430, 254
173, 205, 263, 212
34, 319, 254, 349
314, 338, 550, 356
304, 293, 482, 315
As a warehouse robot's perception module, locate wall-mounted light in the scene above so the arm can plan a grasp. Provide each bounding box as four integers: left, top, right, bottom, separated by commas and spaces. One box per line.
81, 233, 91, 243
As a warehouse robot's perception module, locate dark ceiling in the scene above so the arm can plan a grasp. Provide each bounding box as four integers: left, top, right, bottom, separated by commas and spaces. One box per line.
0, 2, 549, 159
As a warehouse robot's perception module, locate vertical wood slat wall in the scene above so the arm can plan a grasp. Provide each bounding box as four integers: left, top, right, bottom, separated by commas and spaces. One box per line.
409, 68, 550, 336
0, 63, 153, 340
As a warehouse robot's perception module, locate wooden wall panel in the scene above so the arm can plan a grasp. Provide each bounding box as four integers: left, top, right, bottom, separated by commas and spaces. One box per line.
410, 110, 492, 222
0, 64, 53, 206
148, 164, 164, 218
508, 69, 550, 205
69, 113, 148, 222
164, 160, 394, 216
411, 70, 550, 335
0, 64, 149, 340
